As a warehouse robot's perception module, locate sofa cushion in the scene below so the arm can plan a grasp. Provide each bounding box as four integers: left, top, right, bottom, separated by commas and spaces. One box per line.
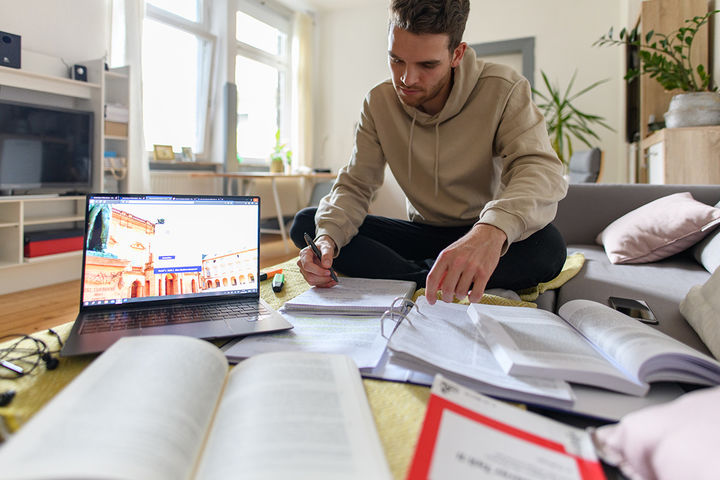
596, 192, 720, 264
680, 267, 720, 360
693, 227, 720, 273
558, 245, 711, 355
692, 201, 720, 273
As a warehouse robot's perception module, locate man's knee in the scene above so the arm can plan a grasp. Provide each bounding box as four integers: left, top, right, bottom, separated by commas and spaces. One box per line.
289, 207, 317, 248
492, 223, 567, 290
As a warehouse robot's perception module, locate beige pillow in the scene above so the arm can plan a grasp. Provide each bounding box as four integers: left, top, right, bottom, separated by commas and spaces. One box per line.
680, 267, 720, 360
596, 192, 720, 264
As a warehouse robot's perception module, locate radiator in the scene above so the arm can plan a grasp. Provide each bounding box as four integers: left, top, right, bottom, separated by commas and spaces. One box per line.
149, 171, 223, 195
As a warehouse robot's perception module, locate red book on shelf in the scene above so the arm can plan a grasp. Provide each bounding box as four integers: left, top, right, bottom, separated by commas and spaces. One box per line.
24, 229, 84, 258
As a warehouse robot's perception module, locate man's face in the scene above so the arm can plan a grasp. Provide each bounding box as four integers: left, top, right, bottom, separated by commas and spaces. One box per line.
387, 25, 465, 115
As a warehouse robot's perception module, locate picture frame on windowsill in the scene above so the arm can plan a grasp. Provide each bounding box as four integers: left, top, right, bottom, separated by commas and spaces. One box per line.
153, 144, 175, 161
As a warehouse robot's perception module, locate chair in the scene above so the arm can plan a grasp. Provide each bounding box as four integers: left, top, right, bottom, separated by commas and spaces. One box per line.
567, 148, 603, 183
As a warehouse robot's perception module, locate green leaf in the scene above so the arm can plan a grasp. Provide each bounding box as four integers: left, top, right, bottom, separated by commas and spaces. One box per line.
645, 30, 654, 42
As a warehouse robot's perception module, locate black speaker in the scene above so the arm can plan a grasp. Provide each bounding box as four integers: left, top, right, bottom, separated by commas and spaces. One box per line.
0, 31, 21, 69
73, 64, 87, 82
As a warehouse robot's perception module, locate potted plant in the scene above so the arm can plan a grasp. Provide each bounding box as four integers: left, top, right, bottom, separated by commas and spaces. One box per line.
594, 10, 720, 128
269, 129, 292, 173
533, 70, 613, 172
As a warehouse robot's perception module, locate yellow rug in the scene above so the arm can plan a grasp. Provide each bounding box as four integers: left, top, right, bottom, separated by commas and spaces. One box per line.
0, 253, 584, 479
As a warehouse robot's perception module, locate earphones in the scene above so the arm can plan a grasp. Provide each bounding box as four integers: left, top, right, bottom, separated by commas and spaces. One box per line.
0, 330, 63, 377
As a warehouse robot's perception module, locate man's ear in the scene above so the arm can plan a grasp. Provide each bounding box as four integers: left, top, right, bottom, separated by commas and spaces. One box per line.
451, 42, 467, 68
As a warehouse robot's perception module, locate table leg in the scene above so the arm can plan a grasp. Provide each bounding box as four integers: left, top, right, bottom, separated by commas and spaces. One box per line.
270, 178, 290, 253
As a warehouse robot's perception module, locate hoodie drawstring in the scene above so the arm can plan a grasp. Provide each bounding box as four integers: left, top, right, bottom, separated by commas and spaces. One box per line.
434, 123, 440, 196
407, 113, 416, 184
407, 113, 441, 197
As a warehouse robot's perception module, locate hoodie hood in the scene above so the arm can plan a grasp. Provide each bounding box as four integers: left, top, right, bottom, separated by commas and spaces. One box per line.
399, 47, 484, 126
401, 48, 485, 194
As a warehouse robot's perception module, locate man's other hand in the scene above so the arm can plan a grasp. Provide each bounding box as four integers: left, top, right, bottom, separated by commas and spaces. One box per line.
425, 224, 506, 304
297, 235, 338, 287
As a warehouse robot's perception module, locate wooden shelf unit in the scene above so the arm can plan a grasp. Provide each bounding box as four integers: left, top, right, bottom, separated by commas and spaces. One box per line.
641, 126, 720, 184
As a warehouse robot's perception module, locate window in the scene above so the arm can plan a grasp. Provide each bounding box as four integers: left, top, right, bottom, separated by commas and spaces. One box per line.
235, 1, 292, 163
143, 0, 214, 156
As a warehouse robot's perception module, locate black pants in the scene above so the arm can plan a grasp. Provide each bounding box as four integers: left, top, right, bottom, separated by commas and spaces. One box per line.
290, 208, 567, 289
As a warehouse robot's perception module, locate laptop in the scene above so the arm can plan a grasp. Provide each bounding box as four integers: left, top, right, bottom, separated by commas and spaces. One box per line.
61, 193, 292, 356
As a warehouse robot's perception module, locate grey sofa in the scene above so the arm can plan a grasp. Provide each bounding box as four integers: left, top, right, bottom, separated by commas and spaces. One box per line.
544, 183, 720, 357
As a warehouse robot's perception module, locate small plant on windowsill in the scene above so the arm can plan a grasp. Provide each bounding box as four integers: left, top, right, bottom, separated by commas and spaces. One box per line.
269, 130, 292, 173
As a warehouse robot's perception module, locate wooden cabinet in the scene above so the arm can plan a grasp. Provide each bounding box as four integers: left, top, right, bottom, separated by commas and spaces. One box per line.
638, 0, 709, 141
642, 127, 720, 184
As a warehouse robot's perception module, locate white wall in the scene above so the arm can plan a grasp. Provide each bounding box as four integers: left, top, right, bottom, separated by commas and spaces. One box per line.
2, 0, 108, 75
313, 1, 627, 183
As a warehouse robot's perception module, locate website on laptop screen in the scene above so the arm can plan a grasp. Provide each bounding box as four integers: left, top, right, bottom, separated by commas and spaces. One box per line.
81, 195, 260, 307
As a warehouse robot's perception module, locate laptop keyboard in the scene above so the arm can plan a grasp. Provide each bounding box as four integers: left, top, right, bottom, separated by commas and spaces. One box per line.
80, 302, 270, 334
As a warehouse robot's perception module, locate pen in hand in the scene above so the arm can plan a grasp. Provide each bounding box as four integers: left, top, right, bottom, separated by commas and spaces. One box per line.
304, 232, 339, 282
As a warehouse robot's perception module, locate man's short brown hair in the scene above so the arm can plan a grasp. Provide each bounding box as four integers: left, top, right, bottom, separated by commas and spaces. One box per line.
389, 0, 470, 51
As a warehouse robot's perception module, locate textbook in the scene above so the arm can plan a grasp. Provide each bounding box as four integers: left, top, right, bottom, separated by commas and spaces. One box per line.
470, 299, 720, 396
407, 375, 605, 480
386, 297, 576, 410
0, 336, 392, 480
283, 276, 416, 314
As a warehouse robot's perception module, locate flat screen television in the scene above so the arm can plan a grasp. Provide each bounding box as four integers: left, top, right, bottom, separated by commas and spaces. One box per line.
0, 100, 93, 194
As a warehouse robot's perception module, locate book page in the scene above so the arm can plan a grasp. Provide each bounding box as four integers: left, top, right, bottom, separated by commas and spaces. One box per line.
387, 297, 574, 407
194, 351, 391, 480
223, 312, 388, 368
0, 336, 229, 480
559, 299, 720, 384
469, 303, 647, 395
283, 277, 416, 313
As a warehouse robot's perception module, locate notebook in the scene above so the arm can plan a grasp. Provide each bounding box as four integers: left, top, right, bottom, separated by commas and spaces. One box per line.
61, 193, 292, 356
282, 277, 417, 314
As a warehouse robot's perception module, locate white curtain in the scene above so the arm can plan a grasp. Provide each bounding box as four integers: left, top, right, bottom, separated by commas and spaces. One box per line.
111, 0, 149, 192
291, 11, 314, 170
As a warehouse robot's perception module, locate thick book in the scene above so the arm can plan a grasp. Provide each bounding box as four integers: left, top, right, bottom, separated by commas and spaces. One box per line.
386, 297, 576, 410
283, 277, 416, 314
469, 299, 720, 396
407, 375, 605, 480
0, 336, 392, 480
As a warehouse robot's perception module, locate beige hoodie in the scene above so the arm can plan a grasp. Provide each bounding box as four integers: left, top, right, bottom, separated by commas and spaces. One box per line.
315, 48, 567, 254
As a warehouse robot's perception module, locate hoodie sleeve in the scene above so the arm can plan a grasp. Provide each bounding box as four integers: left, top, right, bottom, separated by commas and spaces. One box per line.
315, 92, 388, 251
477, 77, 567, 251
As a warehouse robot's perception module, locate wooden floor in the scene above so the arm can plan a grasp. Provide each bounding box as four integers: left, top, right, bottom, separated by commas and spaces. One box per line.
0, 235, 300, 338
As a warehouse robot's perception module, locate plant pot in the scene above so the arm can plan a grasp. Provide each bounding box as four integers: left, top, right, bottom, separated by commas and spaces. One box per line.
269, 157, 284, 173
664, 92, 720, 128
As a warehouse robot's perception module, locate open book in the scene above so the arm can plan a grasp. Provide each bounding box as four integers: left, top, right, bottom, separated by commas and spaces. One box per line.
0, 336, 391, 480
470, 299, 720, 396
283, 277, 416, 314
387, 297, 576, 409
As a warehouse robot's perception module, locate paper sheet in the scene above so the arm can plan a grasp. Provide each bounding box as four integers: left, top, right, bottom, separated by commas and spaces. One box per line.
223, 311, 388, 369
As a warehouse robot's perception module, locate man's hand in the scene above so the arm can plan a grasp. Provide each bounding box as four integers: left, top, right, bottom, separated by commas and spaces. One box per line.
425, 224, 506, 304
297, 235, 338, 287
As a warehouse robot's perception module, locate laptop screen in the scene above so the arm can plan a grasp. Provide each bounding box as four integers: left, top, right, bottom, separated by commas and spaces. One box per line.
81, 194, 261, 308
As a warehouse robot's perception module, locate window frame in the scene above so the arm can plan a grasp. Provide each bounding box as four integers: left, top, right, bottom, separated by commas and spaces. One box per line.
144, 0, 216, 159
234, 0, 293, 164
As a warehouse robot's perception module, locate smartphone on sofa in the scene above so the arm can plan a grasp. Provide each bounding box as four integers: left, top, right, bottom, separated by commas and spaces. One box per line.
608, 296, 659, 325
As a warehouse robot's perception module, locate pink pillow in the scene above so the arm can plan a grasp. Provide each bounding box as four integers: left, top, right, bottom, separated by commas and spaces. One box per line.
596, 192, 720, 264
